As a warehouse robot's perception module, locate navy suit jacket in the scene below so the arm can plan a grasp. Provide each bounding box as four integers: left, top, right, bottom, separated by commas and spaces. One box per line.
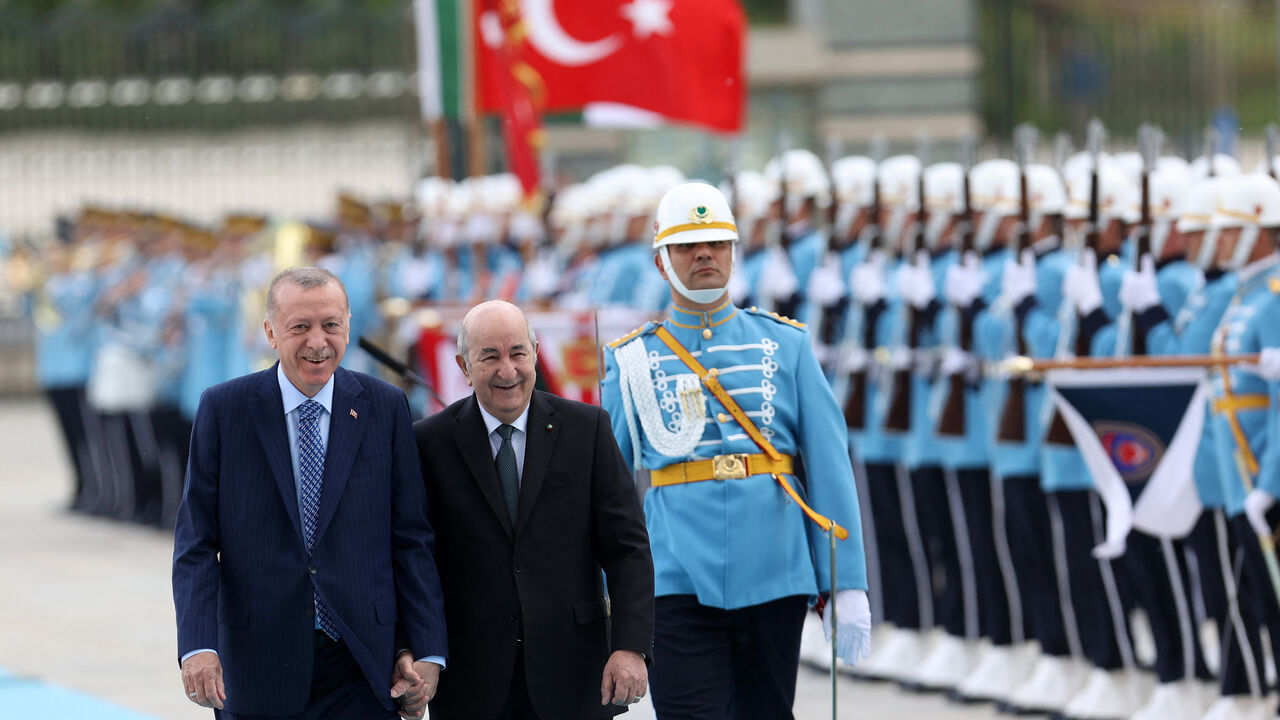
173, 365, 447, 716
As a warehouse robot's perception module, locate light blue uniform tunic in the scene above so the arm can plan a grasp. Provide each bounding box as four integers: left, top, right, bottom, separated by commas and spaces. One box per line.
601, 300, 867, 610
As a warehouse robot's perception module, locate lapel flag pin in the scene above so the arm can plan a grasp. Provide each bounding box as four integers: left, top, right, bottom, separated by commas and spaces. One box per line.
546, 424, 553, 430
350, 409, 358, 420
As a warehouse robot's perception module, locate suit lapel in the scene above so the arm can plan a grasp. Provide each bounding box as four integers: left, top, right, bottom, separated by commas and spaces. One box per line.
514, 391, 557, 538
312, 368, 370, 545
453, 395, 514, 538
252, 365, 304, 546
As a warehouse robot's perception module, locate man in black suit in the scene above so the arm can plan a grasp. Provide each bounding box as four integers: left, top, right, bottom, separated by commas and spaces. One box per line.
411, 300, 654, 719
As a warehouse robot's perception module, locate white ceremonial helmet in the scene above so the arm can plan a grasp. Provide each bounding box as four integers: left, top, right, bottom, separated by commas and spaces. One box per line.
730, 170, 774, 245
1178, 177, 1224, 269
830, 155, 877, 239
923, 161, 965, 248
415, 176, 454, 220
1111, 151, 1144, 186
1026, 163, 1067, 231
1063, 161, 1137, 225
765, 148, 833, 214
876, 154, 922, 247
1142, 164, 1192, 256
969, 158, 1019, 250
1208, 173, 1280, 270
654, 182, 738, 304
1061, 150, 1111, 186
1189, 153, 1243, 180
482, 173, 523, 215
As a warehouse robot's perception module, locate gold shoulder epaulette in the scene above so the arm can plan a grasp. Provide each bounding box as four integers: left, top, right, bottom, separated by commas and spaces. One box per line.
607, 321, 655, 349
747, 306, 805, 329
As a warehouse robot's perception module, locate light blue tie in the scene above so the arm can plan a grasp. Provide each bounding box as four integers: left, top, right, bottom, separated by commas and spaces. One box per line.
298, 399, 338, 640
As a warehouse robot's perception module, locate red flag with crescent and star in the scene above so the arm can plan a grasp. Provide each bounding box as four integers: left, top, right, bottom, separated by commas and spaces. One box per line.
475, 0, 745, 134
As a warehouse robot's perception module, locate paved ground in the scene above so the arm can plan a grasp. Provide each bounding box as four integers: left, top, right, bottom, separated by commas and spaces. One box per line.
0, 398, 1004, 719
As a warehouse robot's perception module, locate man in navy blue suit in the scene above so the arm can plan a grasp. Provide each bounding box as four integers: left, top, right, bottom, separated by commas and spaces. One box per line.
173, 267, 447, 719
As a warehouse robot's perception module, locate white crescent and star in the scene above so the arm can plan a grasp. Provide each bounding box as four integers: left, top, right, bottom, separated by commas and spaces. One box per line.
519, 0, 673, 66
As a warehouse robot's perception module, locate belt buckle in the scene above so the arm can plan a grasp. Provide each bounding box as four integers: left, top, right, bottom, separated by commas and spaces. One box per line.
712, 453, 748, 480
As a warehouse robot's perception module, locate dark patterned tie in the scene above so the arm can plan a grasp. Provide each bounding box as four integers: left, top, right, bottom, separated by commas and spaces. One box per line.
298, 399, 338, 640
495, 424, 519, 523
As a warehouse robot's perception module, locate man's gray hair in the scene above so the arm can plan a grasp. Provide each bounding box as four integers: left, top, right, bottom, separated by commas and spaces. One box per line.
265, 267, 349, 322
456, 301, 538, 370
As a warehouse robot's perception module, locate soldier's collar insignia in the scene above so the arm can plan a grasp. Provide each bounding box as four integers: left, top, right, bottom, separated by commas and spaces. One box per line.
689, 205, 715, 224
1269, 276, 1280, 294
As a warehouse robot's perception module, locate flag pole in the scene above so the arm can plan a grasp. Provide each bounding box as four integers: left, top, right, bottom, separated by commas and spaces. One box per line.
1004, 353, 1260, 374
829, 527, 838, 720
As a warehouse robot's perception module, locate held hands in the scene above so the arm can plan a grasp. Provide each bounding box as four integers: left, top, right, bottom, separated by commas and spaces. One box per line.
600, 649, 647, 707
1245, 489, 1277, 538
181, 651, 226, 710
821, 589, 872, 666
390, 652, 441, 720
1119, 254, 1161, 313
1000, 249, 1037, 307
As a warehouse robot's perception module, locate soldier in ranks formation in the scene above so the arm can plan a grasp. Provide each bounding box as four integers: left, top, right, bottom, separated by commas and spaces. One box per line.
749, 137, 1280, 720
12, 136, 1280, 720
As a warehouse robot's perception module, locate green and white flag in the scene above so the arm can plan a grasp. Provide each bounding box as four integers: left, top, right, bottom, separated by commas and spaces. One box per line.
413, 0, 469, 121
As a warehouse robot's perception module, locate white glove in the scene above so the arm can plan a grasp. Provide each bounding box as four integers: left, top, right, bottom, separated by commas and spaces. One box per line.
850, 252, 886, 306
1254, 347, 1280, 381
808, 252, 847, 308
759, 246, 799, 301
1000, 248, 1037, 307
894, 250, 936, 310
1245, 488, 1276, 537
1063, 251, 1103, 315
944, 251, 983, 307
838, 346, 870, 374
1119, 254, 1161, 313
939, 346, 974, 377
821, 589, 872, 666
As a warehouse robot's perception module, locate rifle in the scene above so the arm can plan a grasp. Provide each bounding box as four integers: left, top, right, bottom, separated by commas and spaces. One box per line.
1047, 118, 1107, 445
997, 124, 1038, 443
841, 137, 888, 430
807, 135, 845, 350
937, 135, 977, 437
1118, 124, 1158, 358
884, 135, 930, 432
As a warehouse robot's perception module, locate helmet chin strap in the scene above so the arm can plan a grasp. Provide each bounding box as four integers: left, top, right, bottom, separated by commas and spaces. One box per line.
1228, 225, 1261, 271
1195, 227, 1220, 270
659, 245, 731, 305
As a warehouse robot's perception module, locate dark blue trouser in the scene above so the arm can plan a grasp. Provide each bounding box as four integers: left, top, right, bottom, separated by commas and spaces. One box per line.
650, 594, 807, 720
216, 632, 398, 720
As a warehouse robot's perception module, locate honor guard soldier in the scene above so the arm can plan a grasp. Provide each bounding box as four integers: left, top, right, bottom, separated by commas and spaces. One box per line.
601, 181, 870, 720
1202, 173, 1280, 720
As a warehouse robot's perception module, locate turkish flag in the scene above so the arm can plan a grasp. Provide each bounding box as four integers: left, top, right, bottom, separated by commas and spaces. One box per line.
476, 0, 745, 133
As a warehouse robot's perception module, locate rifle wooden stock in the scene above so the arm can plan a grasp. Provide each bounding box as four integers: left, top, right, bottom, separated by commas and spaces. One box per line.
997, 377, 1028, 443
937, 372, 967, 437
843, 370, 867, 430
884, 307, 920, 433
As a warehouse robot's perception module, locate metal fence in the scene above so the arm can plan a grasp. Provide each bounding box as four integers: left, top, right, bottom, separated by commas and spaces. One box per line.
980, 0, 1280, 154
0, 2, 420, 132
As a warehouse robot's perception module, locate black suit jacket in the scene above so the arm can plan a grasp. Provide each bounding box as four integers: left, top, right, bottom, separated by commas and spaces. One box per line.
414, 390, 654, 720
